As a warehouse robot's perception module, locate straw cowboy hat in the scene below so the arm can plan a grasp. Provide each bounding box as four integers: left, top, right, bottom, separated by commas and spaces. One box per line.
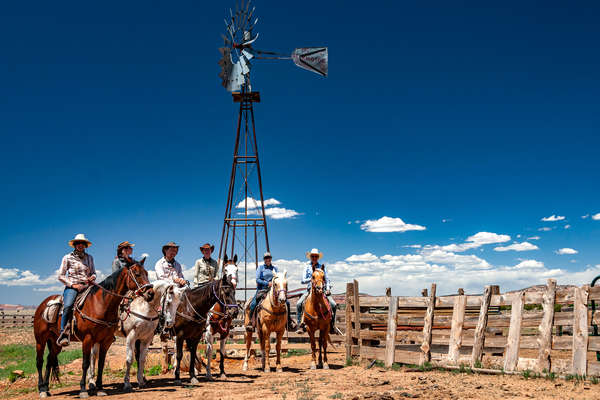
305, 248, 323, 260
199, 243, 215, 252
69, 233, 92, 248
263, 252, 272, 259
162, 241, 179, 255
117, 241, 135, 250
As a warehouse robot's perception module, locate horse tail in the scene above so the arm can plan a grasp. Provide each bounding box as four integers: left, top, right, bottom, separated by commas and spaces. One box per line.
46, 340, 61, 383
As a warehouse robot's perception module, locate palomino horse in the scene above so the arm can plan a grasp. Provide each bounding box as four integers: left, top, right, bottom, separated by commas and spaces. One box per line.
303, 269, 333, 369
242, 271, 288, 373
203, 259, 239, 379
88, 280, 185, 392
33, 261, 153, 398
173, 259, 238, 385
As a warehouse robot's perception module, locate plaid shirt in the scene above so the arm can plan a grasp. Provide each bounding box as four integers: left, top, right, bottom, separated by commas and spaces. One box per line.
58, 252, 96, 287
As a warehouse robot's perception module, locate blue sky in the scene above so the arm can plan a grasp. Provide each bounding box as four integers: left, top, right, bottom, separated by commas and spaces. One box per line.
1, 1, 599, 304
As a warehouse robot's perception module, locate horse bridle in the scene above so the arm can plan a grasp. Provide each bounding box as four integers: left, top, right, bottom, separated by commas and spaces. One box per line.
271, 275, 288, 304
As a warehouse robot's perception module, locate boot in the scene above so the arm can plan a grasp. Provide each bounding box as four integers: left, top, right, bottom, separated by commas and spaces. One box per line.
287, 315, 297, 331
56, 329, 70, 347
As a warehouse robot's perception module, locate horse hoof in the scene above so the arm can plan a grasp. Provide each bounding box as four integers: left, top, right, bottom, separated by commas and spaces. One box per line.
204, 374, 213, 382
174, 379, 182, 386
242, 363, 248, 371
264, 367, 270, 373
39, 392, 48, 398
323, 363, 330, 370
123, 384, 132, 393
79, 392, 89, 399
88, 382, 96, 392
219, 373, 227, 379
310, 363, 316, 370
97, 391, 107, 397
138, 382, 146, 389
190, 377, 200, 385
276, 368, 283, 373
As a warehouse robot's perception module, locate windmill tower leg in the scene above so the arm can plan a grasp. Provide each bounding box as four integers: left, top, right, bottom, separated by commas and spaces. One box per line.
218, 87, 269, 303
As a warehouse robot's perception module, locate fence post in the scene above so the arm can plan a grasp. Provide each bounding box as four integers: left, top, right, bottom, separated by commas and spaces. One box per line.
448, 289, 467, 364
420, 283, 436, 365
503, 291, 525, 372
471, 285, 492, 367
385, 295, 398, 368
536, 278, 557, 373
572, 285, 589, 376
353, 279, 361, 360
345, 282, 354, 360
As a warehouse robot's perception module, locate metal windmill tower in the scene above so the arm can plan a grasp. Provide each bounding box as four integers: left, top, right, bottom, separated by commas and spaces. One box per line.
217, 0, 328, 299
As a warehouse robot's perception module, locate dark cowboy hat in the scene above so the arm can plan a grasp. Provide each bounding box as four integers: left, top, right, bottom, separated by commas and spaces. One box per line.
117, 241, 135, 250
199, 243, 215, 252
162, 241, 179, 256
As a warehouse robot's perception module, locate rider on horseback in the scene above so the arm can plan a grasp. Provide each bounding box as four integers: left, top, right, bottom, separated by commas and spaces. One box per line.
111, 241, 136, 272
245, 252, 296, 331
193, 243, 219, 287
56, 233, 96, 346
154, 241, 186, 287
295, 248, 336, 334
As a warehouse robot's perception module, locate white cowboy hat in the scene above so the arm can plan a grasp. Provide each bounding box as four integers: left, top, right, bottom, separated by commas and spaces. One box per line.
69, 233, 92, 248
305, 248, 323, 260
263, 252, 272, 259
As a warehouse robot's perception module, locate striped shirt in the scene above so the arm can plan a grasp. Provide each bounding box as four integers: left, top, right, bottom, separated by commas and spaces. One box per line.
58, 252, 96, 287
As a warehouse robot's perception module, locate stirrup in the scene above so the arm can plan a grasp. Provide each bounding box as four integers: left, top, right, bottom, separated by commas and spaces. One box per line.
57, 332, 70, 347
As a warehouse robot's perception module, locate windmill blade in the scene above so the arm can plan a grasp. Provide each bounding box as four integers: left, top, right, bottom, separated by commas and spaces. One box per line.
221, 34, 232, 46
291, 47, 328, 77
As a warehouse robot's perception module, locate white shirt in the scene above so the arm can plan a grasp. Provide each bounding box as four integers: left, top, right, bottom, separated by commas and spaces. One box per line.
154, 257, 184, 283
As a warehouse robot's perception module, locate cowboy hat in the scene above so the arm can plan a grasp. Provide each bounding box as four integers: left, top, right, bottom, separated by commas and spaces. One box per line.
199, 243, 215, 252
305, 248, 323, 260
69, 233, 92, 248
162, 241, 179, 255
117, 241, 135, 250
263, 252, 272, 259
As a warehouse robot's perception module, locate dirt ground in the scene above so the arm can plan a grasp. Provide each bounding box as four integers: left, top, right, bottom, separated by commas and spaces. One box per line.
2, 327, 600, 399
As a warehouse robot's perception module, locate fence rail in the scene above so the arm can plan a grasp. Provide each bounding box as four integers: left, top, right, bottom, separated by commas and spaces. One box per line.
345, 279, 600, 376
0, 313, 35, 327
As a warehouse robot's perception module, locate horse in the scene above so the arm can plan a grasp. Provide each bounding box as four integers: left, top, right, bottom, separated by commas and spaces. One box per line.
203, 258, 239, 379
87, 280, 185, 392
172, 256, 238, 385
242, 270, 288, 373
33, 260, 153, 398
303, 268, 333, 370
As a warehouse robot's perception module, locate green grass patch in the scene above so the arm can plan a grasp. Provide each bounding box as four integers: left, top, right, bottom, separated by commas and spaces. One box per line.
146, 364, 161, 376
282, 349, 309, 358
0, 344, 82, 381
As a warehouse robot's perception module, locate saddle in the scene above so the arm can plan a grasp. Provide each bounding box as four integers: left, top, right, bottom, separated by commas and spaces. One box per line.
42, 287, 93, 324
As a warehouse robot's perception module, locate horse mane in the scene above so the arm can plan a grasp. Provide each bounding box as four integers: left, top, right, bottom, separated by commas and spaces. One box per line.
89, 267, 124, 295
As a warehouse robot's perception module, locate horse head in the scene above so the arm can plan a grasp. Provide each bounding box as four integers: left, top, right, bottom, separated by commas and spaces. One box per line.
161, 283, 185, 329
127, 258, 154, 301
311, 269, 325, 295
272, 271, 288, 305
222, 254, 239, 289
219, 254, 239, 319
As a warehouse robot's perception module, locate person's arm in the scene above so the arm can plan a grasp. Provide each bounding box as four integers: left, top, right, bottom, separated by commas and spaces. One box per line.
213, 259, 219, 279
193, 260, 200, 286
256, 265, 268, 287
155, 259, 166, 280
88, 255, 96, 282
111, 258, 120, 273
300, 265, 311, 285
323, 264, 332, 292
58, 255, 73, 287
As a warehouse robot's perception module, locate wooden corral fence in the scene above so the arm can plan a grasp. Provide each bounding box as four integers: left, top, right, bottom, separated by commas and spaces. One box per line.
0, 311, 35, 327
345, 279, 600, 376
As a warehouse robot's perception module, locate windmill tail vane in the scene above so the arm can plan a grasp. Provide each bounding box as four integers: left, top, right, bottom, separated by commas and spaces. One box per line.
218, 0, 328, 92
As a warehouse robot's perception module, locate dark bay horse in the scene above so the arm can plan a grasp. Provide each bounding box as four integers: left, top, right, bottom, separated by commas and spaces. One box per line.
173, 263, 238, 385
33, 261, 153, 398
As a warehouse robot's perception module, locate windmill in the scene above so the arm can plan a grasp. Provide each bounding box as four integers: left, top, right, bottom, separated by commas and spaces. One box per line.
217, 0, 327, 299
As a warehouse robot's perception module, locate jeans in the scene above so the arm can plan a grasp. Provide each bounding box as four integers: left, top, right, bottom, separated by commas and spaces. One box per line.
296, 290, 337, 326
250, 290, 291, 319
60, 287, 79, 332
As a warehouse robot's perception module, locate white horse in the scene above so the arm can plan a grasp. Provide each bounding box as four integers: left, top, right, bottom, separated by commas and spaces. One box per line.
88, 280, 185, 392
203, 261, 239, 380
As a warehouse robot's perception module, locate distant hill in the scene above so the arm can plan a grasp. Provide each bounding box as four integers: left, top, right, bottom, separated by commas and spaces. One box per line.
0, 304, 36, 311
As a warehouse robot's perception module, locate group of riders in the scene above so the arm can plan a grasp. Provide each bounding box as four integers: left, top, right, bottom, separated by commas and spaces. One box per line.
56, 233, 337, 347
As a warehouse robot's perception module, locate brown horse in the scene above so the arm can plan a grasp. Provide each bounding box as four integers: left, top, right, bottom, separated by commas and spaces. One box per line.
303, 269, 332, 370
33, 261, 153, 398
242, 271, 288, 373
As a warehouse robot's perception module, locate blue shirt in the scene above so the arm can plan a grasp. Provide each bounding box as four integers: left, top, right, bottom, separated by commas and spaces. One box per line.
301, 262, 331, 292
256, 263, 278, 291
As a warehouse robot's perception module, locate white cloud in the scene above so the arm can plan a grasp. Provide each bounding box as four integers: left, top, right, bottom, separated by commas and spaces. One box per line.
243, 206, 302, 220
346, 253, 379, 262
494, 242, 539, 252
564, 224, 571, 229
403, 244, 422, 249
556, 248, 578, 255
582, 214, 589, 219
512, 259, 545, 269
442, 219, 451, 223
528, 236, 541, 240
538, 227, 552, 232
426, 231, 510, 253
0, 267, 58, 287
360, 216, 426, 233
33, 285, 64, 292
235, 197, 281, 209
592, 213, 600, 221
541, 214, 565, 222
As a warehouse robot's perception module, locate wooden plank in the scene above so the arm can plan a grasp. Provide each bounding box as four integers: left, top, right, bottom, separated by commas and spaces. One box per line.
447, 293, 466, 364
420, 283, 436, 365
471, 285, 492, 367
503, 290, 524, 372
571, 285, 589, 376
353, 279, 361, 360
385, 296, 398, 368
345, 282, 353, 361
536, 279, 557, 373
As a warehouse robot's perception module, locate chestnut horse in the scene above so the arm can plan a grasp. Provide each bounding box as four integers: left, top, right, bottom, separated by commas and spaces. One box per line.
203, 260, 239, 379
303, 269, 333, 370
242, 271, 288, 373
172, 260, 238, 385
33, 261, 153, 398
